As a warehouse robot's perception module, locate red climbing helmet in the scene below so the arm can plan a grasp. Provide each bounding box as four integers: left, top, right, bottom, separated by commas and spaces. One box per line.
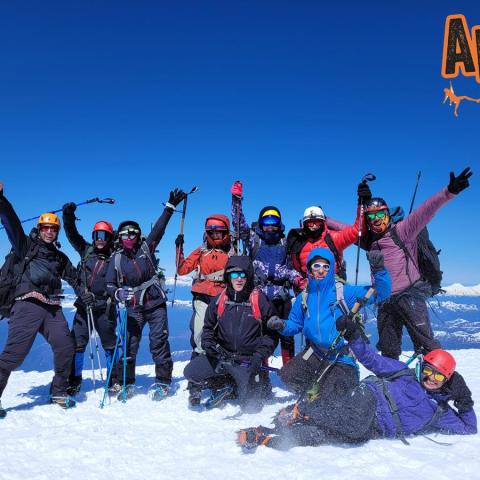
93, 220, 114, 235
423, 349, 456, 380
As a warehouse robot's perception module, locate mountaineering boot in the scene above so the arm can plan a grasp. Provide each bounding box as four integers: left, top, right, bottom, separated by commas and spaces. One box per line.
0, 400, 7, 419
237, 427, 274, 453
51, 396, 77, 409
117, 384, 136, 402
66, 375, 82, 396
204, 385, 235, 410
188, 388, 202, 407
108, 382, 122, 397
150, 383, 171, 401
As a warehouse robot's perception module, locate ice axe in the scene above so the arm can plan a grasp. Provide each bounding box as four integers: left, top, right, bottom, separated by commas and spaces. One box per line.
171, 186, 198, 307
355, 173, 376, 285
408, 171, 422, 214
0, 196, 116, 231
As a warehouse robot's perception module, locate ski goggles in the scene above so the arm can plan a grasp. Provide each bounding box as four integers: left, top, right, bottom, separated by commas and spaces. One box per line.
422, 366, 446, 382
310, 262, 330, 272
366, 210, 388, 221
119, 228, 140, 240
229, 271, 247, 279
260, 215, 281, 227
92, 230, 111, 242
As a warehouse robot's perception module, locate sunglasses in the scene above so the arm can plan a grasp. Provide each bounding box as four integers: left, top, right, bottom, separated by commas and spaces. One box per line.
93, 231, 111, 242
229, 272, 247, 279
422, 366, 446, 383
366, 210, 387, 221
310, 262, 330, 272
119, 229, 140, 240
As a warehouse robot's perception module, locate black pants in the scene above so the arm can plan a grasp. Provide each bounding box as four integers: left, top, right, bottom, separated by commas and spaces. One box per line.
280, 347, 359, 402
71, 303, 117, 352
377, 294, 441, 359
184, 354, 269, 411
124, 304, 173, 384
267, 384, 378, 449
272, 298, 295, 365
0, 299, 74, 397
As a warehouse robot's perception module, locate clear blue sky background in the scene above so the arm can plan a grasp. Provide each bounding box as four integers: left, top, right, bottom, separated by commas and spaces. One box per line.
0, 1, 478, 284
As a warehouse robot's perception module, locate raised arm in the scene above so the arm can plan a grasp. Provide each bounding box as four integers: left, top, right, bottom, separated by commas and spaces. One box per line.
0, 183, 28, 258
62, 202, 89, 256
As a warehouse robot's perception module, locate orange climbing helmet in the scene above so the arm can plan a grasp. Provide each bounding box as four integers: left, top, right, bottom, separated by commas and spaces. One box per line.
38, 212, 61, 229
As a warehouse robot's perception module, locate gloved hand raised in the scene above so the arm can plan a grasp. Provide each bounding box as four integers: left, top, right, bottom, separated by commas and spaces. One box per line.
168, 188, 186, 208
335, 315, 361, 342
62, 202, 77, 214
267, 316, 285, 332
357, 181, 372, 205
448, 167, 472, 194
115, 287, 134, 303
80, 291, 95, 306
175, 234, 184, 248
443, 371, 474, 413
231, 180, 243, 198
367, 250, 384, 273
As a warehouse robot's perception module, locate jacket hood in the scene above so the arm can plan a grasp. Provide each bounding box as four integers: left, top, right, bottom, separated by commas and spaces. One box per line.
224, 255, 254, 301
306, 247, 335, 294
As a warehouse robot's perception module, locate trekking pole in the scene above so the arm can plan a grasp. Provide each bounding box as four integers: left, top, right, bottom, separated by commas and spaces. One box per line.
239, 361, 280, 374
297, 287, 375, 404
100, 305, 126, 408
172, 186, 198, 307
87, 305, 104, 382
0, 196, 115, 230
86, 305, 97, 393
121, 301, 129, 403
408, 171, 422, 214
355, 173, 376, 285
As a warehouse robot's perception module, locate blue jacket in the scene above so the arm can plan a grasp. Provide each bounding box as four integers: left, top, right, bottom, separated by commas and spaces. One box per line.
281, 247, 391, 367
349, 337, 477, 437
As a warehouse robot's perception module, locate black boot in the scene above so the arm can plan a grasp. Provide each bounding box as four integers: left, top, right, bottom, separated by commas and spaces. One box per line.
66, 375, 82, 396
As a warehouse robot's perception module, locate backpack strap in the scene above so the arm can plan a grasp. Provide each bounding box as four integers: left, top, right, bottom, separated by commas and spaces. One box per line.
389, 227, 416, 284
301, 289, 309, 318
249, 288, 261, 321
114, 251, 123, 287
216, 288, 262, 322
216, 289, 228, 318
334, 277, 350, 316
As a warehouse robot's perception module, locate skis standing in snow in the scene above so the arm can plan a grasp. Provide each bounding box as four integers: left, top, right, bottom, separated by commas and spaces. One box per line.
62, 203, 119, 396
231, 180, 304, 365
183, 255, 277, 412
105, 188, 185, 400
0, 182, 80, 411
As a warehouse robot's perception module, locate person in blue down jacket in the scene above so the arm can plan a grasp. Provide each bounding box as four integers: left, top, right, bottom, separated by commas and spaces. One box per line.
267, 246, 391, 404
239, 314, 476, 451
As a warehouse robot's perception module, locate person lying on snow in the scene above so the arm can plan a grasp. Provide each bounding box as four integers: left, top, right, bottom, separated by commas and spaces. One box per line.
238, 315, 476, 451
183, 255, 277, 412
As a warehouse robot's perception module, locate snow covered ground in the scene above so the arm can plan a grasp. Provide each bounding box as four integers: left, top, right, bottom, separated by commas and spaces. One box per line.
1, 350, 480, 480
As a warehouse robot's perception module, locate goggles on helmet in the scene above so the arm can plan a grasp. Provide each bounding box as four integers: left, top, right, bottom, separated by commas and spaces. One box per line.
93, 230, 112, 242
366, 210, 388, 221
119, 228, 140, 240
422, 365, 446, 383
229, 271, 247, 279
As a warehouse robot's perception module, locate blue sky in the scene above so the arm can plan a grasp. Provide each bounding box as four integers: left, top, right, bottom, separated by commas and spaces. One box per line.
0, 1, 478, 284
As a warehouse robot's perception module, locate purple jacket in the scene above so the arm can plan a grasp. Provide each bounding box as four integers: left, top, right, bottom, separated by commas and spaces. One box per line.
349, 338, 477, 438
327, 187, 455, 294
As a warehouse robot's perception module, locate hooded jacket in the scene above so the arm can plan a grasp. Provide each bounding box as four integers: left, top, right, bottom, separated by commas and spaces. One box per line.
349, 337, 477, 437
201, 255, 276, 360
232, 196, 302, 300
282, 247, 391, 367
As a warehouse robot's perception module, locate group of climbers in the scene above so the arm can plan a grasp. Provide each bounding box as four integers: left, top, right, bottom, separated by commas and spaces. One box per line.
0, 167, 476, 449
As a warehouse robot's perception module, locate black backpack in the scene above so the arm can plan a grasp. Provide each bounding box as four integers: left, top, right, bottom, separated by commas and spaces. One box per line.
0, 244, 38, 319
388, 210, 443, 296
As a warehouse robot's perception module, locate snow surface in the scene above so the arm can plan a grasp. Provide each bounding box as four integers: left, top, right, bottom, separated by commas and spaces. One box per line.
1, 351, 480, 480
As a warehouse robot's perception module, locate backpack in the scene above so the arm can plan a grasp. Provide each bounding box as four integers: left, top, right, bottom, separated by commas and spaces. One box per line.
0, 244, 38, 319
388, 213, 443, 296
216, 287, 262, 321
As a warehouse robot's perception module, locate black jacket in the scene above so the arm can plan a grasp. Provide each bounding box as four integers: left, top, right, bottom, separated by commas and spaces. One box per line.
63, 208, 113, 308
0, 193, 78, 299
201, 255, 276, 360
105, 207, 174, 311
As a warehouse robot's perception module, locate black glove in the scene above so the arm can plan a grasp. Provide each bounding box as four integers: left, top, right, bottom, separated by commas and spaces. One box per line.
175, 234, 184, 248
447, 167, 472, 194
80, 291, 95, 306
335, 315, 360, 342
267, 316, 285, 332
168, 188, 186, 207
367, 250, 384, 273
62, 202, 77, 214
444, 371, 474, 413
357, 181, 372, 205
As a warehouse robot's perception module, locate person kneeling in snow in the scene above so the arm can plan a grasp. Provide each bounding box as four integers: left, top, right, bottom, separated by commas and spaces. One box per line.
183, 255, 277, 412
238, 315, 476, 451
